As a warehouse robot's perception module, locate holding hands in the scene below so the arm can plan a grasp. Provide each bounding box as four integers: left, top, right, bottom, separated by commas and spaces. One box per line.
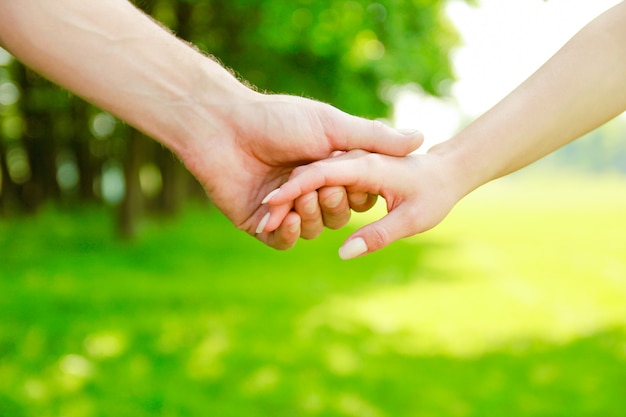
2, 0, 623, 258
183, 92, 425, 249
261, 150, 461, 259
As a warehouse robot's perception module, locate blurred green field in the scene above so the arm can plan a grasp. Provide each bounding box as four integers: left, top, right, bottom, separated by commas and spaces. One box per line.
2, 174, 626, 417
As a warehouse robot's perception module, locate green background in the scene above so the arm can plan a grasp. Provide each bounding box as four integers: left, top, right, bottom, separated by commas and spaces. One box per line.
2, 171, 626, 416
2, 0, 626, 415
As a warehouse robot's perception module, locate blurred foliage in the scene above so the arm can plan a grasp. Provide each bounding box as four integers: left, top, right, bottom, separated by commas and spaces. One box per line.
1, 175, 626, 416
146, 0, 463, 117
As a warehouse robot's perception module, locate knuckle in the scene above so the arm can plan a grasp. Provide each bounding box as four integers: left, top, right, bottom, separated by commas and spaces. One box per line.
370, 119, 387, 134
365, 152, 387, 170
367, 226, 390, 251
277, 242, 295, 251
301, 228, 322, 240
292, 162, 324, 185
324, 213, 350, 230
272, 234, 297, 251
291, 164, 308, 178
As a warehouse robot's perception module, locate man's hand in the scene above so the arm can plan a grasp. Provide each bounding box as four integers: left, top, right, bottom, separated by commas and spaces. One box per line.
182, 93, 423, 249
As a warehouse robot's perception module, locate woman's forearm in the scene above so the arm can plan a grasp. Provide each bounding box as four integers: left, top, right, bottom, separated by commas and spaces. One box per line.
0, 0, 254, 157
431, 1, 626, 198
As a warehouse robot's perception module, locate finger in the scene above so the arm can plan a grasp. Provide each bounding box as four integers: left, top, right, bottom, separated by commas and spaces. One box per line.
318, 186, 351, 229
331, 112, 424, 156
264, 211, 301, 250
337, 205, 416, 260
264, 151, 373, 205
262, 202, 294, 233
295, 191, 324, 240
347, 191, 378, 213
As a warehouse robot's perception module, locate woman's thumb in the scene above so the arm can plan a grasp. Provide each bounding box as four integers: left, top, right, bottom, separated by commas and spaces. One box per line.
337, 207, 413, 260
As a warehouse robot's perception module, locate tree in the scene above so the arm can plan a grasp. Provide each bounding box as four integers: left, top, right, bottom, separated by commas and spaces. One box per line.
152, 0, 462, 118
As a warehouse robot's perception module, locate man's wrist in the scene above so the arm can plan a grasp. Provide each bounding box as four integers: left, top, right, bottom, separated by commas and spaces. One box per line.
155, 56, 259, 161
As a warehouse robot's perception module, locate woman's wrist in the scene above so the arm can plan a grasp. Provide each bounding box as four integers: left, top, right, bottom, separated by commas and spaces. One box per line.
426, 135, 491, 203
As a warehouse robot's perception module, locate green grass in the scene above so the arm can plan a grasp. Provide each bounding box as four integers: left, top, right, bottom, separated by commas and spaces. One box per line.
1, 173, 626, 417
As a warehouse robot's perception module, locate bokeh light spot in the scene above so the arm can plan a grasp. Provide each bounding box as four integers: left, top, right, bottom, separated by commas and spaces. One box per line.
353, 30, 385, 62
0, 47, 12, 66
90, 112, 116, 138
367, 3, 387, 22
59, 354, 94, 379
6, 146, 31, 184
242, 365, 281, 395
101, 160, 125, 205
324, 343, 360, 376
23, 378, 48, 402
56, 150, 80, 192
2, 114, 25, 140
139, 163, 162, 198
0, 81, 20, 106
84, 331, 128, 359
186, 332, 229, 380
336, 392, 382, 417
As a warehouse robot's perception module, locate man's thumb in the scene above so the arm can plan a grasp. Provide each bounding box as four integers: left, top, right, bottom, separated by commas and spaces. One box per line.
338, 115, 423, 156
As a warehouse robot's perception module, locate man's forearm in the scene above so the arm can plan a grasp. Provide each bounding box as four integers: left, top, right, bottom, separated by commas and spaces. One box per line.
0, 0, 254, 157
431, 1, 626, 198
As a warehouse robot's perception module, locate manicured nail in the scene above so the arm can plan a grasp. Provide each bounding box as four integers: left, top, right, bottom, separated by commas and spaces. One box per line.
262, 188, 281, 204
324, 192, 344, 209
338, 238, 368, 260
255, 213, 270, 234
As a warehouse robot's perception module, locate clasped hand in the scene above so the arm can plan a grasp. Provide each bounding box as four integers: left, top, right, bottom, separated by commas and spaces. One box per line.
181, 92, 424, 253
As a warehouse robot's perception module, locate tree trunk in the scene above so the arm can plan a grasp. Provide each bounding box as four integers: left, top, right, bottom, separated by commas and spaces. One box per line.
22, 124, 59, 206
117, 129, 148, 239
14, 64, 60, 212
0, 142, 19, 216
156, 147, 187, 216
71, 99, 98, 201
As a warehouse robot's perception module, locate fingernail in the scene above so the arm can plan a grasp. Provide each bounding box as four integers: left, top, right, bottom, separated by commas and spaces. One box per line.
262, 188, 281, 204
349, 192, 368, 206
303, 199, 318, 215
255, 213, 270, 234
324, 192, 343, 209
288, 220, 300, 233
338, 238, 368, 260
398, 129, 421, 136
